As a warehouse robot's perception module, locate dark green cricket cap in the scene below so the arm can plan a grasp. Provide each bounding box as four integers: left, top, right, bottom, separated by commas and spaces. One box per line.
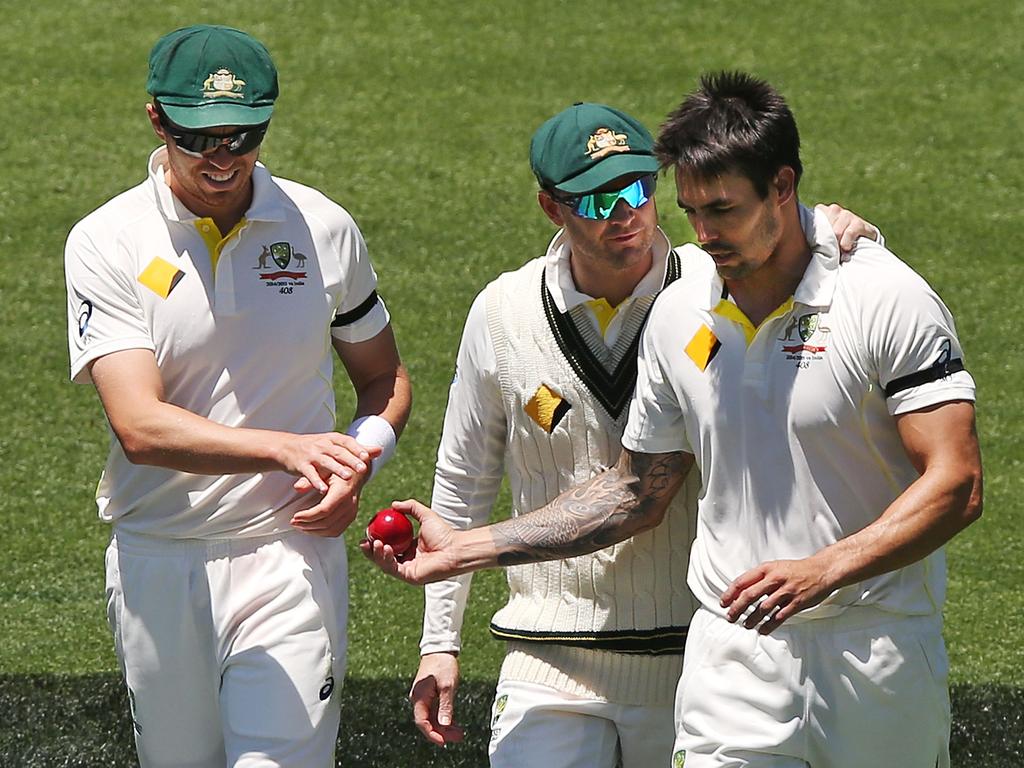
530, 103, 660, 194
147, 25, 278, 129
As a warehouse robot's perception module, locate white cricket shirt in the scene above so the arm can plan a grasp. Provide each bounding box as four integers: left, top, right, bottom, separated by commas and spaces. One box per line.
65, 148, 389, 538
623, 205, 975, 621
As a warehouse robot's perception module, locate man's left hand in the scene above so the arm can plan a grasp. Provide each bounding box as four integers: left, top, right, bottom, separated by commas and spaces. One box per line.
720, 557, 834, 634
290, 472, 366, 537
816, 203, 880, 252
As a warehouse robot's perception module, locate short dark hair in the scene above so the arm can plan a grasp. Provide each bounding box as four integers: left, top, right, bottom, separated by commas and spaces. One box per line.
655, 71, 802, 198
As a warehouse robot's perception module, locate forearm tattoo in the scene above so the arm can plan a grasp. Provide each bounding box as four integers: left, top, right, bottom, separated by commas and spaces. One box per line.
493, 451, 690, 566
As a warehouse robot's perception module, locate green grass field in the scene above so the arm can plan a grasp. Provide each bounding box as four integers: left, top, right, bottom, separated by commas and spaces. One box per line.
1, 0, 1021, 764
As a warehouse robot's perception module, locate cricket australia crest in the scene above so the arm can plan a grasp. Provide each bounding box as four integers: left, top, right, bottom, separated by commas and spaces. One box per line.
780, 311, 829, 365
270, 241, 292, 269
254, 241, 308, 294
798, 313, 819, 342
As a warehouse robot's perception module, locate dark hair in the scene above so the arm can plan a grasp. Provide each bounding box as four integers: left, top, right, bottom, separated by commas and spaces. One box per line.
655, 71, 802, 198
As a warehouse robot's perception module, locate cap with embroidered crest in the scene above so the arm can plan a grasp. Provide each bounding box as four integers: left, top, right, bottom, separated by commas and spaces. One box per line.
147, 25, 278, 129
530, 103, 660, 194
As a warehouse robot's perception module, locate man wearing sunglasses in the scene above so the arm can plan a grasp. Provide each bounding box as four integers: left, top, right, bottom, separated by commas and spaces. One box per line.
64, 24, 410, 767
403, 103, 879, 768
375, 75, 981, 768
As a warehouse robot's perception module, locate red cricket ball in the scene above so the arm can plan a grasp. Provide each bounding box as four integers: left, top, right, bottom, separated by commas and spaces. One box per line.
366, 508, 415, 558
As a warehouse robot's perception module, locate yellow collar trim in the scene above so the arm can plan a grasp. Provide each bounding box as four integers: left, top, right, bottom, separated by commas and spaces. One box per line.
585, 297, 622, 338
713, 296, 795, 346
194, 217, 247, 273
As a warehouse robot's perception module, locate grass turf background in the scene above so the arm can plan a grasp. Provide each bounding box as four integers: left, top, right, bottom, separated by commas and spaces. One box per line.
0, 0, 1020, 764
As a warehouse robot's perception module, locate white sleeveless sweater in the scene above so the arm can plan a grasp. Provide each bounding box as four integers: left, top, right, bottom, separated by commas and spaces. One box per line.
485, 254, 700, 704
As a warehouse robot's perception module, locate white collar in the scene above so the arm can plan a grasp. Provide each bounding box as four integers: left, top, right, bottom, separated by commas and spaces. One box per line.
543, 226, 673, 313
793, 203, 841, 308
694, 204, 842, 311
146, 146, 286, 225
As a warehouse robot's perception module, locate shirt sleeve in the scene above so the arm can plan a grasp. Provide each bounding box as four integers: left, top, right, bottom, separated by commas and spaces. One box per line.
420, 291, 507, 655
622, 298, 692, 455
861, 251, 976, 415
65, 221, 154, 384
329, 222, 390, 343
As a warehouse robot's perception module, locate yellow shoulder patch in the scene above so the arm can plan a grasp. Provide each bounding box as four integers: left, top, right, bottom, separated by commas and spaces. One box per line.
138, 257, 185, 299
524, 383, 571, 433
685, 324, 721, 371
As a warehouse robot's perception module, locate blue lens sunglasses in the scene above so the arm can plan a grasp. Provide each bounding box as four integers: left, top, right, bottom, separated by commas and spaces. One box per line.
554, 174, 657, 220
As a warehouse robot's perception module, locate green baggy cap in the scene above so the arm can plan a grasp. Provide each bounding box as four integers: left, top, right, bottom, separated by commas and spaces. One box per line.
148, 25, 278, 129
530, 103, 660, 194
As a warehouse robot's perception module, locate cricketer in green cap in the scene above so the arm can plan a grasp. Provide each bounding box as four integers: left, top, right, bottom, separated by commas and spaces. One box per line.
530, 102, 661, 194
147, 24, 278, 129
67, 18, 412, 768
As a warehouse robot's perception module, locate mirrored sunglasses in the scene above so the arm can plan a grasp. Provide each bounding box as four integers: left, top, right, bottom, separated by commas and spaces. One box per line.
158, 108, 269, 157
555, 174, 657, 220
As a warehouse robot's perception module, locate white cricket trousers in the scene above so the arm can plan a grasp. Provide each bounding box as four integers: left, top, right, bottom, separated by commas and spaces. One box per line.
105, 528, 349, 768
674, 607, 951, 768
488, 679, 675, 768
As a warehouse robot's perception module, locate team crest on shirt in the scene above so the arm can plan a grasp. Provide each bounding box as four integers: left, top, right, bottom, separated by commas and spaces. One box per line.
202, 68, 246, 98
798, 313, 818, 341
779, 311, 829, 366
672, 749, 686, 767
254, 241, 307, 294
586, 128, 630, 159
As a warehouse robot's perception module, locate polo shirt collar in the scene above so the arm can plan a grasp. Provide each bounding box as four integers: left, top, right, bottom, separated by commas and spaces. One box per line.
699, 204, 842, 313
793, 203, 841, 308
543, 226, 673, 313
147, 146, 287, 225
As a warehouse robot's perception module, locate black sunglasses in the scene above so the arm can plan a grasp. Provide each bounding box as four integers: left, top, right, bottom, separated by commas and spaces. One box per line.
156, 105, 269, 157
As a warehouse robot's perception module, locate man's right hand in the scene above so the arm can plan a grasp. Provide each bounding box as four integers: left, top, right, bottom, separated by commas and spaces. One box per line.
409, 652, 464, 746
279, 432, 380, 493
360, 499, 463, 585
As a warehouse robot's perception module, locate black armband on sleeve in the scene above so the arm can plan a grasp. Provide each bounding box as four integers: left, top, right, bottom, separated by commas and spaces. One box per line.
331, 291, 379, 327
884, 357, 965, 398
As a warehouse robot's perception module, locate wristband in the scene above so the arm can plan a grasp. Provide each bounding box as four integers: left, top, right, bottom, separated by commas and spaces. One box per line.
345, 414, 397, 481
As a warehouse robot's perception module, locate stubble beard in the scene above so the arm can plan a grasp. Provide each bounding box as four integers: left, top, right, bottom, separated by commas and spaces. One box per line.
716, 204, 782, 282
602, 225, 656, 271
